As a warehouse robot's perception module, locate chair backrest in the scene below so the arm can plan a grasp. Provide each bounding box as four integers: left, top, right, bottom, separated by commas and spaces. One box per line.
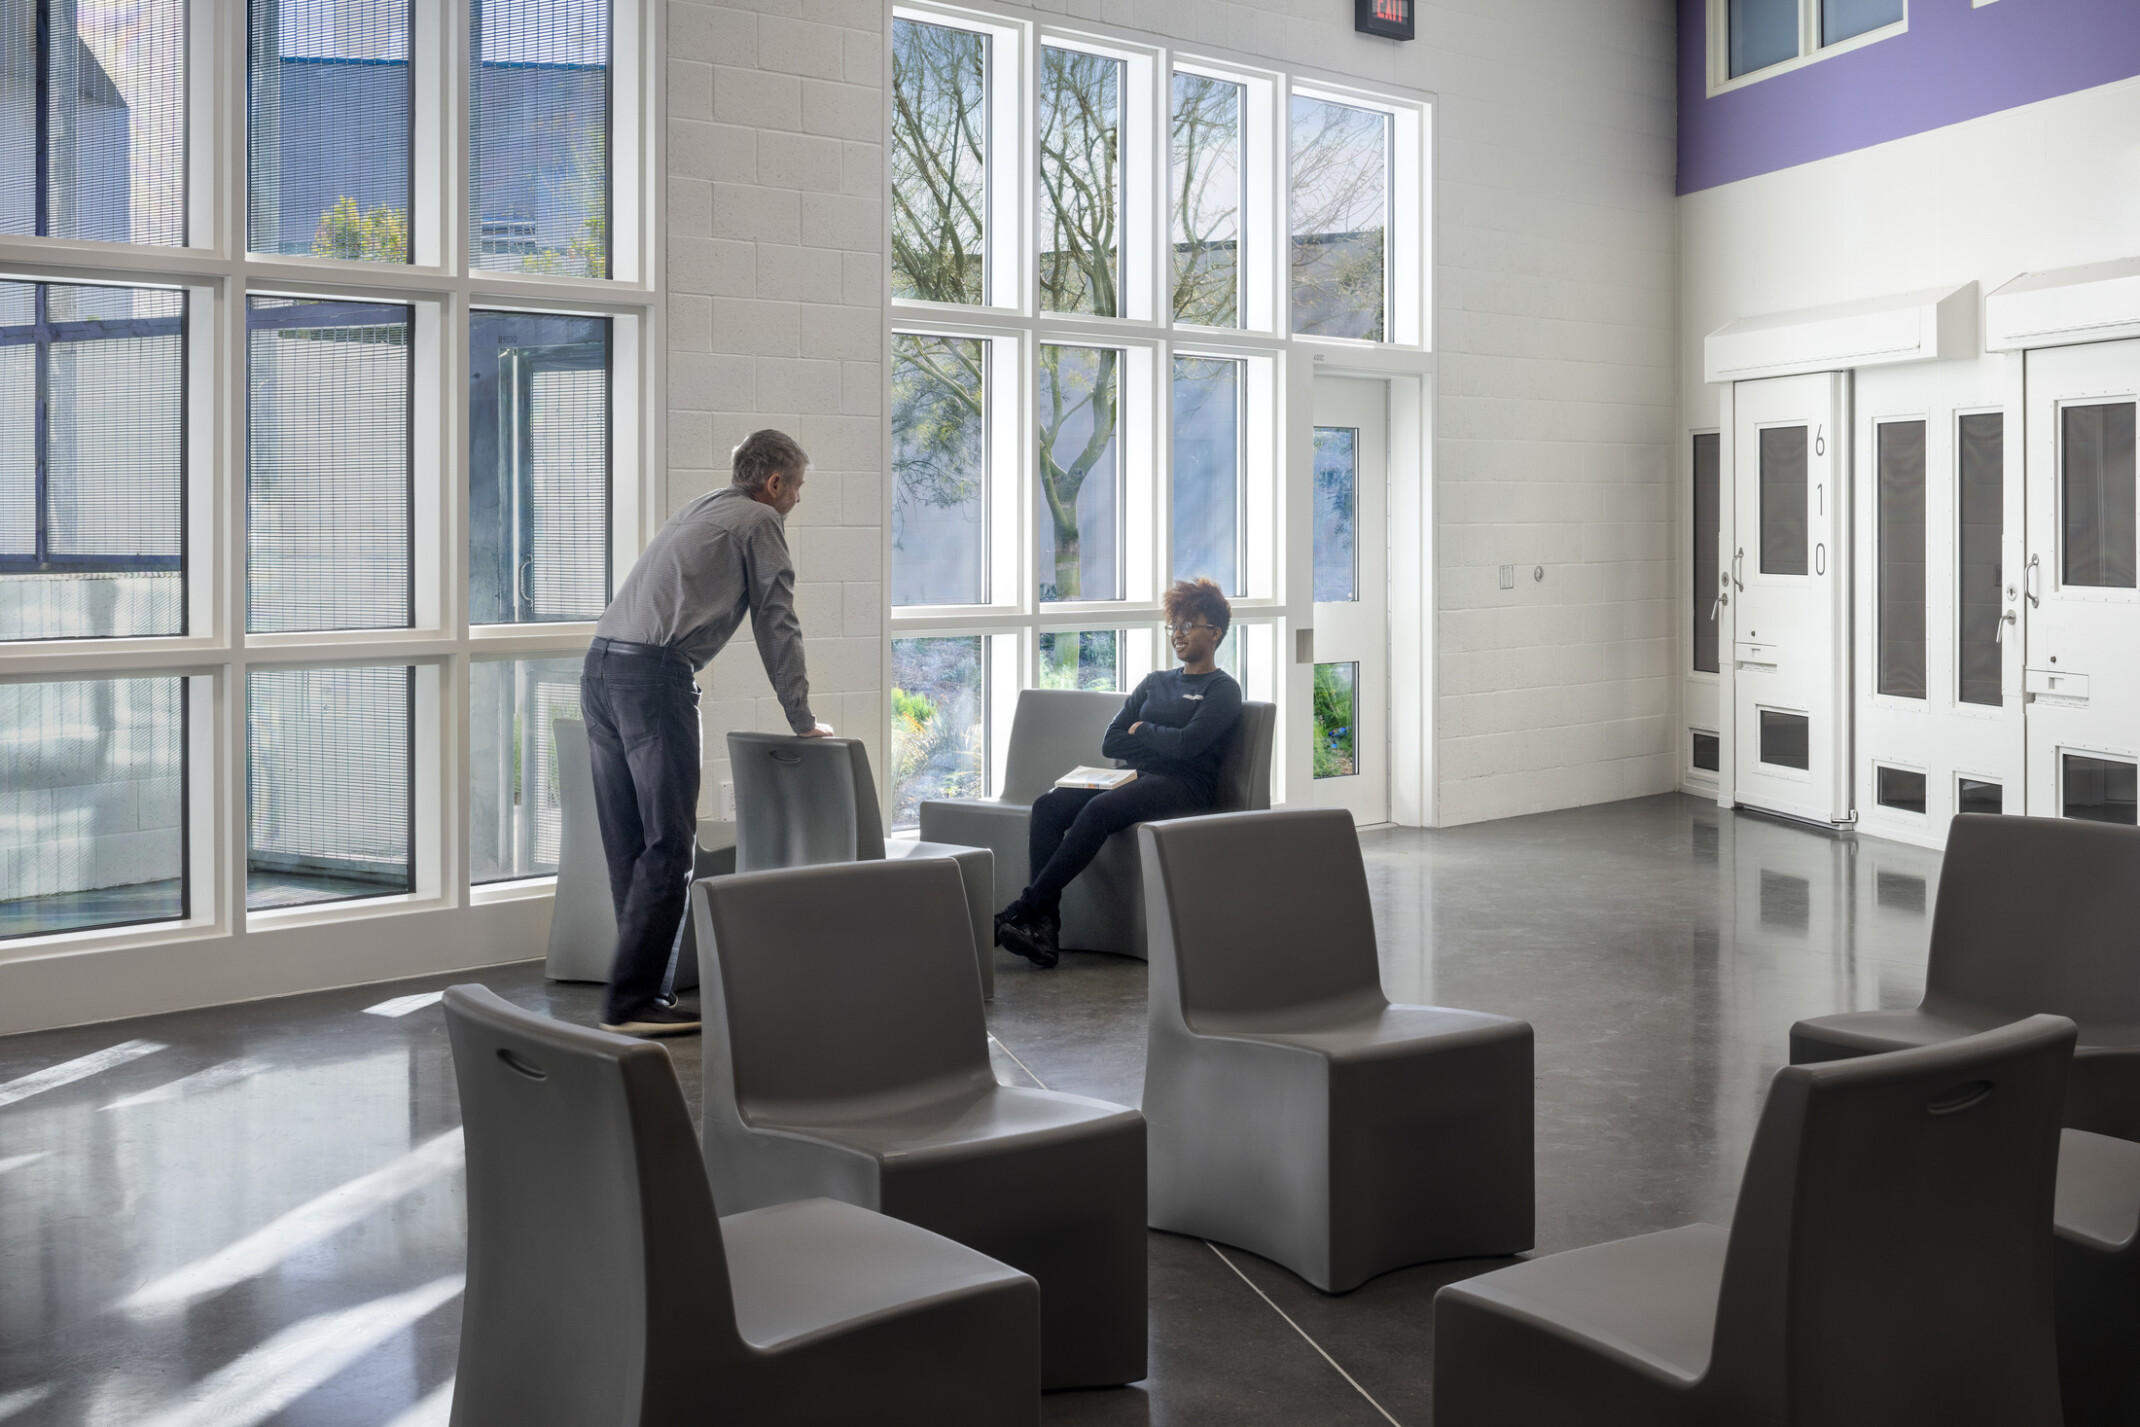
1923, 814, 2140, 1025
694, 859, 992, 1113
998, 688, 1123, 805
1707, 1014, 2075, 1426
727, 731, 887, 870
1211, 701, 1278, 812
443, 985, 737, 1425
1139, 808, 1385, 1027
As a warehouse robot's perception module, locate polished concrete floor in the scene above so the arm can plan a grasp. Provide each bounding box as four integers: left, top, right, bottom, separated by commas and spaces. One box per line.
0, 793, 1946, 1425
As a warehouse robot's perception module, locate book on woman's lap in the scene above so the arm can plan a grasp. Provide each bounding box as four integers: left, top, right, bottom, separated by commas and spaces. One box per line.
1054, 766, 1138, 791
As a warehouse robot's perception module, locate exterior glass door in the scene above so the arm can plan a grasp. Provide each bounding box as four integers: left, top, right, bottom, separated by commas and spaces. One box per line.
1309, 377, 1389, 824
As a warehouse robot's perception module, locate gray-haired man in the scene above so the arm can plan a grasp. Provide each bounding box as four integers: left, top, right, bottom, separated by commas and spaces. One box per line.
581, 429, 830, 1035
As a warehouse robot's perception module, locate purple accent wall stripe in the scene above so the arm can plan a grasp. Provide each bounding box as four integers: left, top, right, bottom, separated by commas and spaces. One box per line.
1679, 0, 2140, 195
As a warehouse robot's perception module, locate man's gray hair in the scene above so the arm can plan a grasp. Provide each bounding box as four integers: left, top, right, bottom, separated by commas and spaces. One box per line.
731, 429, 809, 495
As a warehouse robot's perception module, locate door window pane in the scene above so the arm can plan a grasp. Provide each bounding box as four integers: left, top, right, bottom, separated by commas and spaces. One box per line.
1313, 426, 1357, 602
1037, 345, 1120, 602
1290, 97, 1387, 341
1876, 765, 1926, 815
2061, 402, 2136, 590
1823, 0, 1902, 46
890, 635, 983, 830
1759, 709, 1809, 770
1730, 0, 1798, 76
1172, 356, 1242, 594
1877, 420, 1926, 698
247, 298, 412, 634
248, 0, 412, 260
471, 655, 583, 884
0, 0, 185, 244
1759, 425, 1808, 576
1691, 730, 1720, 773
469, 311, 609, 625
0, 282, 186, 640
1957, 412, 2003, 707
1037, 46, 1121, 318
1313, 661, 1356, 778
2063, 753, 2138, 827
890, 18, 986, 305
1957, 777, 2002, 817
1170, 72, 1242, 328
1039, 630, 1119, 691
247, 666, 412, 909
892, 333, 986, 606
0, 676, 184, 939
471, 0, 609, 277
1693, 433, 1720, 673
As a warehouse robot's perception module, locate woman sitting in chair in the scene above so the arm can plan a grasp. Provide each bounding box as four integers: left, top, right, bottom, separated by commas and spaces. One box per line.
995, 578, 1244, 969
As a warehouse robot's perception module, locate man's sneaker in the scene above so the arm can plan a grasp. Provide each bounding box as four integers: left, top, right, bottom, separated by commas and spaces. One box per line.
997, 914, 1060, 970
600, 1004, 702, 1037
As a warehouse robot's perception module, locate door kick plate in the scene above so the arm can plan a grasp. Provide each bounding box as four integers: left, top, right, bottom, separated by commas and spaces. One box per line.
2024, 668, 2089, 706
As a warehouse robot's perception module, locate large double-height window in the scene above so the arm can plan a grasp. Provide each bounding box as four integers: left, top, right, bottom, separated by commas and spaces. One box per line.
1, 0, 648, 944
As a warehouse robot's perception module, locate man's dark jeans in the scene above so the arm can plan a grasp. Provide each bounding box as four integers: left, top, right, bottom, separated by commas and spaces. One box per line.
581, 644, 700, 1022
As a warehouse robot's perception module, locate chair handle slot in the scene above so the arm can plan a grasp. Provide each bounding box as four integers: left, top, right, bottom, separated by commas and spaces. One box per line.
1925, 1080, 1993, 1116
768, 749, 803, 764
497, 1047, 549, 1081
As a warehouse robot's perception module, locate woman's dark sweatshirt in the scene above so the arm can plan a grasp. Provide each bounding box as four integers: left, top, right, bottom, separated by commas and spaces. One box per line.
1099, 666, 1244, 802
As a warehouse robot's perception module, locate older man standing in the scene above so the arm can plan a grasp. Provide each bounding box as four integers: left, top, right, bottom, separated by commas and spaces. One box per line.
582, 429, 830, 1036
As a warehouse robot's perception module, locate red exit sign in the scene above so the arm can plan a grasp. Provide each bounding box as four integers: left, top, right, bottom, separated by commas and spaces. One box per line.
1355, 0, 1414, 39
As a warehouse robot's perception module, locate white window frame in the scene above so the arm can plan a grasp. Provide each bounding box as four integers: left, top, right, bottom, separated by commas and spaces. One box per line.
1707, 0, 1908, 94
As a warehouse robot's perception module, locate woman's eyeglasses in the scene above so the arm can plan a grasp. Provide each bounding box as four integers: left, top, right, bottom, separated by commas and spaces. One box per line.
1164, 623, 1219, 635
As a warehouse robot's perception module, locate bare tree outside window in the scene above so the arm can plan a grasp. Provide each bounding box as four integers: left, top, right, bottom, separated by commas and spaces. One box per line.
891, 333, 987, 605
1038, 46, 1120, 318
1038, 345, 1120, 602
890, 19, 986, 305
1290, 96, 1388, 340
1171, 73, 1242, 328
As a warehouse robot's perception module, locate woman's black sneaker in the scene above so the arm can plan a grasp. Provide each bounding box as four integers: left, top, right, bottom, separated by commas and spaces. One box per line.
997, 913, 1060, 970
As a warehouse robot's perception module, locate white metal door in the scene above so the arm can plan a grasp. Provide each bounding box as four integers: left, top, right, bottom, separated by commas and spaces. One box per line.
2023, 340, 2140, 825
1851, 361, 2024, 846
1310, 377, 1389, 825
1730, 373, 1851, 825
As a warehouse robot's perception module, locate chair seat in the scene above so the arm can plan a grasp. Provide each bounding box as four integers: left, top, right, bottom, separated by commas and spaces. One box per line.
723, 1197, 1033, 1352
1198, 1001, 1528, 1064
883, 839, 984, 863
759, 1084, 1142, 1164
2056, 1130, 2140, 1254
1438, 1223, 1727, 1387
1791, 1005, 2010, 1057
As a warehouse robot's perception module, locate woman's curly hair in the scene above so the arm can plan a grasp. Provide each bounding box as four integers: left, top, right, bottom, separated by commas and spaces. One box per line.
1162, 577, 1232, 636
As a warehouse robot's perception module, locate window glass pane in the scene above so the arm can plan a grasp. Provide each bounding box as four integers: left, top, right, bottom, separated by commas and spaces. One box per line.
1171, 356, 1241, 594
471, 655, 583, 883
1823, 0, 1902, 46
890, 635, 983, 830
1759, 709, 1809, 770
1691, 730, 1720, 772
1759, 425, 1808, 576
1729, 0, 1798, 76
1313, 661, 1356, 778
1170, 72, 1241, 328
471, 0, 609, 277
1039, 629, 1119, 691
1038, 46, 1120, 318
1877, 420, 1926, 698
1876, 765, 1926, 815
1313, 426, 1357, 602
890, 19, 985, 306
247, 665, 412, 908
2061, 402, 2136, 590
469, 311, 609, 625
1037, 345, 1119, 602
2063, 754, 2137, 826
0, 0, 185, 243
1958, 777, 2002, 817
1290, 96, 1387, 341
891, 333, 986, 606
0, 281, 185, 640
0, 676, 184, 939
1693, 432, 1719, 673
247, 297, 412, 633
1958, 412, 2003, 707
248, 0, 412, 261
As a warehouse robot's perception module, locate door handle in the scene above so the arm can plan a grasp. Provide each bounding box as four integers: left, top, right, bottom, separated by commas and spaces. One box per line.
518, 557, 536, 606
1994, 610, 2016, 644
2025, 554, 2040, 608
1708, 593, 1727, 622
1732, 547, 1745, 591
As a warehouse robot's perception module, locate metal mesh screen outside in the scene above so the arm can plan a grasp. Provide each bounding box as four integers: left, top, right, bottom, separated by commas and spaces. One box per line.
470, 655, 583, 883
470, 0, 609, 277
246, 664, 411, 907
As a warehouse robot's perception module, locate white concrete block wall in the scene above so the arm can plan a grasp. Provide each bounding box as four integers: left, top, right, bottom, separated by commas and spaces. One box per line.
667, 0, 888, 809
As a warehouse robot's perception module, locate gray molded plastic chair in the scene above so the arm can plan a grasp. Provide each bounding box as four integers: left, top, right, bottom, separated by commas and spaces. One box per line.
1139, 808, 1533, 1292
726, 730, 997, 998
691, 858, 1146, 1390
1791, 813, 2140, 1139
1434, 1015, 2077, 1427
440, 983, 1039, 1426
545, 716, 733, 992
2053, 1128, 2140, 1426
918, 687, 1278, 959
